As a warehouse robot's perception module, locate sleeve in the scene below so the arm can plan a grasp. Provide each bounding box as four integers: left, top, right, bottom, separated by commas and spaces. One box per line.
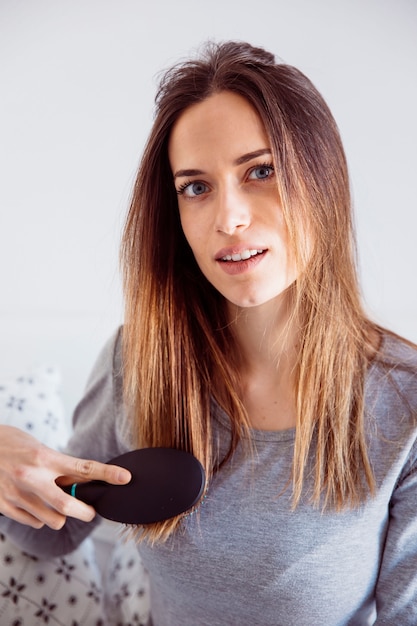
0, 327, 131, 558
374, 437, 417, 624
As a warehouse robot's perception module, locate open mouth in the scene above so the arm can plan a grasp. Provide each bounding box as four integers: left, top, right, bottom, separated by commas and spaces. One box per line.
220, 249, 265, 262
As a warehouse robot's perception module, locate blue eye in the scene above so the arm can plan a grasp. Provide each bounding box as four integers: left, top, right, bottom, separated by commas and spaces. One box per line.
177, 181, 208, 197
248, 164, 274, 180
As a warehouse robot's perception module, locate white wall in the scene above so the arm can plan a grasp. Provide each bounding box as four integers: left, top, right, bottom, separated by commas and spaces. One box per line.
1, 0, 416, 416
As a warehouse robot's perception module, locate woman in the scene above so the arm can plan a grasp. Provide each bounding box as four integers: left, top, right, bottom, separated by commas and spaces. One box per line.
0, 41, 416, 625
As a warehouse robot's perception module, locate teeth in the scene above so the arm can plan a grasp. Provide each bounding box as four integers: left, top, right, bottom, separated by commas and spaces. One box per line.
222, 249, 263, 262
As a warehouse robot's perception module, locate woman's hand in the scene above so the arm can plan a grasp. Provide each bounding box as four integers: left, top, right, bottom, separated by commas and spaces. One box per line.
0, 425, 131, 530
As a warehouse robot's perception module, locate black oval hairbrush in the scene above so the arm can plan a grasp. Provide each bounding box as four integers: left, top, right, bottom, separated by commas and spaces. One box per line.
63, 447, 206, 524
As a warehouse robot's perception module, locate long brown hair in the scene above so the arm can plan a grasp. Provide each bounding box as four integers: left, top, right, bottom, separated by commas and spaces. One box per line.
121, 41, 377, 542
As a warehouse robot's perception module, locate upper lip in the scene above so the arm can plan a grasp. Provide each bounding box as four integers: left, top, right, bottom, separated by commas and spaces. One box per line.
214, 244, 267, 261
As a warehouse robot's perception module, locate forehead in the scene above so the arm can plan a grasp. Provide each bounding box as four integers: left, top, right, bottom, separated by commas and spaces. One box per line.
168, 91, 270, 168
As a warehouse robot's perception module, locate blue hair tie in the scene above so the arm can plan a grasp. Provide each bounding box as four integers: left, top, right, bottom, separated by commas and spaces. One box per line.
70, 483, 77, 498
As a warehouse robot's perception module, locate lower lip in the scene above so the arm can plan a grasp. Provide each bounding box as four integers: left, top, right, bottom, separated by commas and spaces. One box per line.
216, 252, 266, 275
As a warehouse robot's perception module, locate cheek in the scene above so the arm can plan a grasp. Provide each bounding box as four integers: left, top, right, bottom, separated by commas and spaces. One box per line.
179, 211, 206, 255
178, 210, 192, 243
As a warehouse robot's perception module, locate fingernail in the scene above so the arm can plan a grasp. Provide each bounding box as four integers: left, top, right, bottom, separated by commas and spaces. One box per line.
118, 469, 131, 483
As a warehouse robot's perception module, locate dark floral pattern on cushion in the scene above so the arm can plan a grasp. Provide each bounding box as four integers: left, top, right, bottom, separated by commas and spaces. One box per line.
103, 538, 150, 626
0, 368, 105, 625
0, 534, 105, 625
0, 366, 150, 625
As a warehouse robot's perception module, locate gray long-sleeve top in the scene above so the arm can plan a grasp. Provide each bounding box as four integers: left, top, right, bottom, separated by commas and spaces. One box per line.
1, 328, 417, 625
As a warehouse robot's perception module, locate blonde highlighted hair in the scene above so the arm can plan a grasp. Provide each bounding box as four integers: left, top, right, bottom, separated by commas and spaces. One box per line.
121, 41, 377, 542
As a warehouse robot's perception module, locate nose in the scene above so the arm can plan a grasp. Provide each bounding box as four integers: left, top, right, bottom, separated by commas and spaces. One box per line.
214, 185, 251, 235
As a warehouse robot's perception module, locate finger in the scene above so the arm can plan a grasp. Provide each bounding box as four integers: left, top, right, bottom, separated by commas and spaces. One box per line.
0, 503, 45, 529
45, 488, 97, 525
3, 488, 96, 527
0, 491, 62, 529
48, 450, 131, 485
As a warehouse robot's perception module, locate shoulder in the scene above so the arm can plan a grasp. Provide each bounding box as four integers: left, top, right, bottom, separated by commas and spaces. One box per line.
366, 332, 417, 483
92, 325, 124, 412
366, 331, 417, 435
83, 326, 124, 396
371, 332, 417, 400
377, 331, 417, 369
67, 326, 129, 459
92, 326, 123, 375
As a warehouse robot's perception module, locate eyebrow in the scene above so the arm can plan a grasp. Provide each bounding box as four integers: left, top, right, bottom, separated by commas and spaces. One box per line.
173, 148, 272, 179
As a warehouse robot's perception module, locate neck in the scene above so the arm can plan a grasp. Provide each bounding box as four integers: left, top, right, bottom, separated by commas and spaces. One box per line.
227, 290, 298, 374
226, 290, 299, 431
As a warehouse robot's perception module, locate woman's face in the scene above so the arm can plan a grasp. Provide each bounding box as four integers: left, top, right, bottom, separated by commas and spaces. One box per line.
168, 91, 298, 310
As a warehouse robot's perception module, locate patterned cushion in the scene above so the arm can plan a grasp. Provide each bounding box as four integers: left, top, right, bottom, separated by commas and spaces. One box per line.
0, 530, 105, 626
0, 366, 151, 626
103, 534, 150, 626
0, 366, 106, 625
0, 366, 151, 625
0, 366, 69, 449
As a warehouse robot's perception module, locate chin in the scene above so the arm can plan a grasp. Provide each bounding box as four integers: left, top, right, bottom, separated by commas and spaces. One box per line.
224, 282, 297, 311
226, 292, 285, 310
